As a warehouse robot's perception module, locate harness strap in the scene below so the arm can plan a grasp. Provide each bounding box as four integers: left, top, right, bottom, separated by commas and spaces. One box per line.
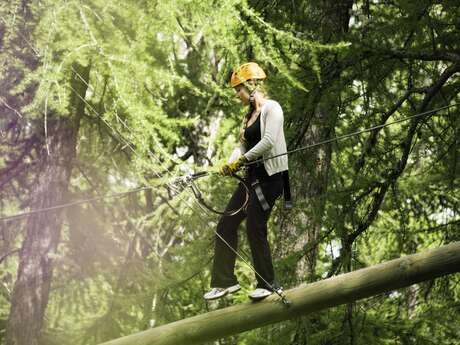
282, 170, 293, 210
251, 179, 270, 211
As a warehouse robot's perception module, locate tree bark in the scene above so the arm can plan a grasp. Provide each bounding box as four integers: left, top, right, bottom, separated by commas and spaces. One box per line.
5, 119, 78, 345
98, 241, 460, 345
5, 64, 89, 345
280, 0, 353, 282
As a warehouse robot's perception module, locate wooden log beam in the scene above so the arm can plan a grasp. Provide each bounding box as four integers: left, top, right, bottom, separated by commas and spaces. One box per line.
99, 241, 460, 345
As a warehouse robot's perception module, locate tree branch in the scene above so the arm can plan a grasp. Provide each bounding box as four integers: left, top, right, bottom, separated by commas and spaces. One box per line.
386, 50, 460, 63
348, 62, 460, 246
327, 62, 460, 277
0, 249, 20, 265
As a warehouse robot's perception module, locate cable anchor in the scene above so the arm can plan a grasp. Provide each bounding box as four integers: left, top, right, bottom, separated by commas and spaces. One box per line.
274, 287, 291, 307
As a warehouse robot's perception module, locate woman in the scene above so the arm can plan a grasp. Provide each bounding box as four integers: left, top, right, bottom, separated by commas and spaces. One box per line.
204, 62, 289, 301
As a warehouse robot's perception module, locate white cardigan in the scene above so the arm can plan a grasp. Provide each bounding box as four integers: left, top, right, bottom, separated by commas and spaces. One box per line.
228, 100, 288, 176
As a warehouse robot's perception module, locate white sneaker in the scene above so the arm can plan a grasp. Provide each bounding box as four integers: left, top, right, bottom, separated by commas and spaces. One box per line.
249, 288, 272, 300
203, 284, 241, 300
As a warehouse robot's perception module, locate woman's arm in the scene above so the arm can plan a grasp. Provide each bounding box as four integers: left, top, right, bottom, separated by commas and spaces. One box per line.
228, 143, 247, 163
244, 101, 283, 161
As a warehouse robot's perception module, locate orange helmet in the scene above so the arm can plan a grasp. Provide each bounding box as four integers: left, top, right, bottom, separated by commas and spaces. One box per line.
230, 62, 267, 88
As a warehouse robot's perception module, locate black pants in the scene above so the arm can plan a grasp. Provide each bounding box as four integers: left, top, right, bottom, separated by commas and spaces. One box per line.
210, 172, 283, 290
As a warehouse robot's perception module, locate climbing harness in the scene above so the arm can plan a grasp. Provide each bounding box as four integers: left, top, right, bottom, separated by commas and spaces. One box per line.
251, 178, 270, 211
244, 163, 292, 211
282, 170, 293, 210
172, 171, 250, 217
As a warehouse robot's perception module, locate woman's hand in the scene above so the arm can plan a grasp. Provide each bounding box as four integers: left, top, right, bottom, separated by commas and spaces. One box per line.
219, 156, 248, 176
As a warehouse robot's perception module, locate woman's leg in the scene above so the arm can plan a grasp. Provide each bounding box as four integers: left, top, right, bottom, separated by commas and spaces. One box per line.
245, 179, 283, 289
210, 183, 247, 288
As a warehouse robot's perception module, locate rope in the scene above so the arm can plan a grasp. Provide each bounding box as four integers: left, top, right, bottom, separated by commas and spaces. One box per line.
187, 172, 250, 216
246, 102, 459, 167
0, 187, 152, 222
2, 104, 455, 223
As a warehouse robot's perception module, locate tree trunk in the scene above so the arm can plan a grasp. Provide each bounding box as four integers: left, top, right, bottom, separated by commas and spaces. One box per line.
287, 99, 334, 280
281, 0, 353, 282
5, 119, 77, 345
283, 3, 353, 343
98, 241, 460, 345
5, 64, 89, 345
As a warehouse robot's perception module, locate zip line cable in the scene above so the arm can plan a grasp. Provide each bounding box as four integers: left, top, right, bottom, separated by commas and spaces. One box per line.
2, 98, 458, 301
39, 31, 460, 303
246, 102, 460, 167
1, 101, 456, 222
0, 187, 153, 222
3, 98, 458, 301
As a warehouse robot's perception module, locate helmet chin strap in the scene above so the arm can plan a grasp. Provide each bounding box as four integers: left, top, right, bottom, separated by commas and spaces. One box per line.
249, 89, 257, 105
246, 79, 261, 106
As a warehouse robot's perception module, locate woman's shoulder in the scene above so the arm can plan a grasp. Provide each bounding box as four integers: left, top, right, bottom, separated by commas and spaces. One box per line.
262, 99, 283, 115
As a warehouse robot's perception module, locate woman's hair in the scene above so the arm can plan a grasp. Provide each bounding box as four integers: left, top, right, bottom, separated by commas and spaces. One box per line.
245, 80, 269, 121
239, 80, 268, 144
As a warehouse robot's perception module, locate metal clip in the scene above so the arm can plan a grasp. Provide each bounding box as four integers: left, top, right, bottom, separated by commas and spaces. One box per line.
170, 174, 193, 194
275, 287, 291, 307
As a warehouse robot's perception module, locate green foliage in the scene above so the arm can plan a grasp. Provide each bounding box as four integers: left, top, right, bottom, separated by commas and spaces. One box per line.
1, 0, 459, 345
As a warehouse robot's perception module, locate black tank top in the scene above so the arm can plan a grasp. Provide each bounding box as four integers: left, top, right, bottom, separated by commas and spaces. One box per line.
244, 115, 261, 151
244, 116, 281, 181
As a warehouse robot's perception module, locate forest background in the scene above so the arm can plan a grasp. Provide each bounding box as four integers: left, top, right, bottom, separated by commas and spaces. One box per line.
0, 0, 459, 345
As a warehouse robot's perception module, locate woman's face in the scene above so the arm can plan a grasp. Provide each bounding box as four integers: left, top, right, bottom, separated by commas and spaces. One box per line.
234, 85, 250, 105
